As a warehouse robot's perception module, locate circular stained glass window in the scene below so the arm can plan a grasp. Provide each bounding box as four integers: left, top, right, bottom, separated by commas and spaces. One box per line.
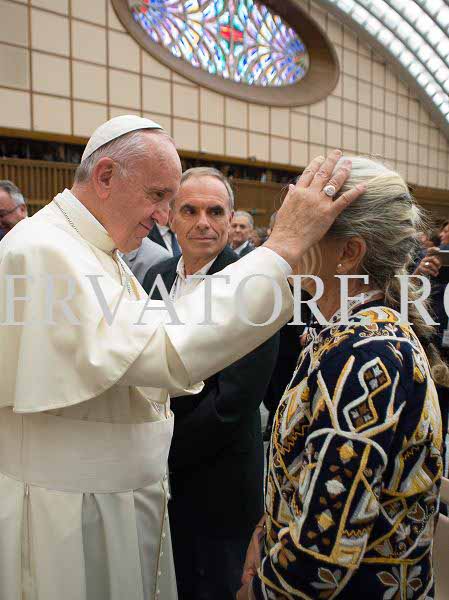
128, 0, 309, 87
113, 0, 339, 106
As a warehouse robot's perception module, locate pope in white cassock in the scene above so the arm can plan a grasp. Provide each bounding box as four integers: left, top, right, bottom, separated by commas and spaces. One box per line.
0, 115, 363, 600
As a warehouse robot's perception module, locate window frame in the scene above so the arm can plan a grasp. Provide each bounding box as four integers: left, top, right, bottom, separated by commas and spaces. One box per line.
111, 0, 340, 107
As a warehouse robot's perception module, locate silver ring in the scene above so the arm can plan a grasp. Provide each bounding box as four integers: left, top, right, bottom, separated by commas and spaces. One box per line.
424, 261, 430, 266
323, 184, 337, 197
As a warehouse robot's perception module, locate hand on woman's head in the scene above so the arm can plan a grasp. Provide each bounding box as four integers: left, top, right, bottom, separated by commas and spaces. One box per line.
264, 149, 366, 268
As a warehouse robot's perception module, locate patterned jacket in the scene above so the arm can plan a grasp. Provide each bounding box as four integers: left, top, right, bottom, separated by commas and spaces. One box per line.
253, 303, 443, 599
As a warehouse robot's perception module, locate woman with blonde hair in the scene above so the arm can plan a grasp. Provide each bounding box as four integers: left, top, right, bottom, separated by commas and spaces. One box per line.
238, 156, 446, 599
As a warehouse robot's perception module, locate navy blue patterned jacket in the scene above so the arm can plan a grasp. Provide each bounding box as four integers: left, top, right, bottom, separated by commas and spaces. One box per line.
253, 302, 443, 600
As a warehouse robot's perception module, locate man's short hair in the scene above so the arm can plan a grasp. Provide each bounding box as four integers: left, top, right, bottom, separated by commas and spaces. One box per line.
178, 167, 234, 211
233, 210, 254, 229
0, 180, 25, 206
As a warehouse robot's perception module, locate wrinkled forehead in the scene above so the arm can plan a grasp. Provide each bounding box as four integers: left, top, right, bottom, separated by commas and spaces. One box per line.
176, 176, 231, 206
141, 130, 180, 163
232, 216, 251, 226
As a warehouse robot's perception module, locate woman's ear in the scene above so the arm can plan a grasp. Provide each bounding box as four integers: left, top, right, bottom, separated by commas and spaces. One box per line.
340, 237, 367, 272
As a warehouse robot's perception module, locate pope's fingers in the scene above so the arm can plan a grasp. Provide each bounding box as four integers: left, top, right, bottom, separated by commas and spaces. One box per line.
323, 159, 352, 196
310, 149, 343, 191
296, 155, 325, 188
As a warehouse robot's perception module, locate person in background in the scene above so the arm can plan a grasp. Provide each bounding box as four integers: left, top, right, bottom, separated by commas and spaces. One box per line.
418, 229, 442, 251
143, 167, 279, 600
267, 211, 277, 237
0, 180, 28, 236
413, 225, 449, 518
250, 227, 268, 248
413, 225, 443, 275
439, 220, 449, 249
230, 210, 255, 257
262, 207, 311, 441
149, 221, 182, 257
122, 235, 170, 284
238, 156, 446, 600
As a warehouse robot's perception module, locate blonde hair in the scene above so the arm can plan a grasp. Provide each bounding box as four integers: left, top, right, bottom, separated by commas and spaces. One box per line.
329, 156, 448, 386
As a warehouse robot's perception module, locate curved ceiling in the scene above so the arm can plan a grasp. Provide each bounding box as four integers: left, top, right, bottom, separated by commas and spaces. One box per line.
312, 0, 449, 139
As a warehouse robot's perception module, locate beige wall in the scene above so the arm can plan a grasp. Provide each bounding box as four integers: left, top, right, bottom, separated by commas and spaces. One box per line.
0, 0, 448, 189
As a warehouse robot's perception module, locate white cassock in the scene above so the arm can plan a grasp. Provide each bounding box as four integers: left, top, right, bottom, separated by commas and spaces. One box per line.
0, 189, 293, 600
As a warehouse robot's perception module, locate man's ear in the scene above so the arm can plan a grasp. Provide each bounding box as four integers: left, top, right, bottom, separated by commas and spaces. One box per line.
92, 158, 115, 199
341, 237, 367, 272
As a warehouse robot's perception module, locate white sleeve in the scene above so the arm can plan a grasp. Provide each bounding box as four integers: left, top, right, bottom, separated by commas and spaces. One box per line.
261, 247, 292, 277
121, 247, 293, 393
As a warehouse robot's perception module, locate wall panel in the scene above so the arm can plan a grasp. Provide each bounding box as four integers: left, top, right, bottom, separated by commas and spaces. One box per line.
0, 0, 447, 192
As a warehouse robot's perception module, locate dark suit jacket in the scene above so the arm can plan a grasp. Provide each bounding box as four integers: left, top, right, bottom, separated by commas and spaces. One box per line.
148, 224, 169, 251
263, 290, 312, 414
262, 321, 303, 413
143, 246, 280, 537
237, 240, 255, 258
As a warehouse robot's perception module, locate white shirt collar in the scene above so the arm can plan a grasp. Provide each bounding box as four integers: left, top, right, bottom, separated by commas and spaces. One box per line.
157, 224, 170, 236
175, 255, 217, 281
53, 189, 114, 253
64, 189, 108, 233
234, 240, 250, 254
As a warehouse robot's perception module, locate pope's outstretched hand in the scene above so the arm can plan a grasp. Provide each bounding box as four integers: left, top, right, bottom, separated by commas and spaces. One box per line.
264, 149, 366, 267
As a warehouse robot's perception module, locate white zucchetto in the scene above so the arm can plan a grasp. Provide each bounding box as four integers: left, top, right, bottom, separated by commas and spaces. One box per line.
81, 115, 164, 162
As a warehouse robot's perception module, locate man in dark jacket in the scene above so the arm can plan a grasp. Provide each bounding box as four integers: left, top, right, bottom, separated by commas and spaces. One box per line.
148, 221, 182, 257
230, 211, 255, 257
143, 167, 279, 600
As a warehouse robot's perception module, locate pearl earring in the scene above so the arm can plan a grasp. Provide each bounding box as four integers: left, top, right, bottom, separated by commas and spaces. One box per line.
337, 263, 343, 273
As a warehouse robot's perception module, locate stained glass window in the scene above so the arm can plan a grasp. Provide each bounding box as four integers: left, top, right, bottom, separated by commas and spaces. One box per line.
128, 0, 310, 87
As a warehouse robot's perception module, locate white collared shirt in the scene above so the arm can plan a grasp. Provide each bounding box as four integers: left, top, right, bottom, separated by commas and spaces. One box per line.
233, 240, 250, 255
170, 255, 218, 300
157, 224, 174, 254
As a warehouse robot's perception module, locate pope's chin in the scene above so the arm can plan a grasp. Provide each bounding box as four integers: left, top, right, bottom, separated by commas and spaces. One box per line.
128, 225, 151, 248
118, 233, 146, 253
136, 232, 149, 242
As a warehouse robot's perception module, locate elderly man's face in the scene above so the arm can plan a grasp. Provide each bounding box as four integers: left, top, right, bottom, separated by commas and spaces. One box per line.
230, 215, 252, 248
0, 188, 27, 233
106, 133, 182, 252
170, 176, 233, 263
